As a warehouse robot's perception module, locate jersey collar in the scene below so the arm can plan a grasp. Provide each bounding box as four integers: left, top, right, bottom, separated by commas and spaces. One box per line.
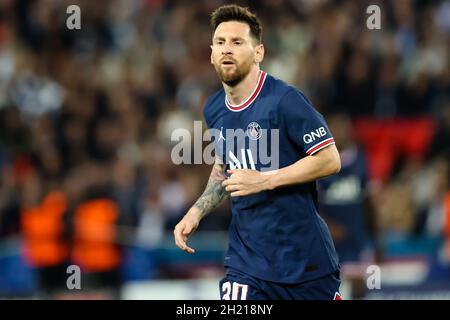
225, 71, 267, 112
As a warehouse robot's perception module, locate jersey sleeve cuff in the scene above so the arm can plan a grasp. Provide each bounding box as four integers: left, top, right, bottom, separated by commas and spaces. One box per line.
305, 138, 335, 155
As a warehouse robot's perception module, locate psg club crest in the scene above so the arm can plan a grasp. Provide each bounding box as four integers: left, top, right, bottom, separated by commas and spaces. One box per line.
247, 122, 262, 140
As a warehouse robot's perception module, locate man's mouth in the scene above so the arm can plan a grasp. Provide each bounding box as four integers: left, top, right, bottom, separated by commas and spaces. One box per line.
221, 60, 235, 65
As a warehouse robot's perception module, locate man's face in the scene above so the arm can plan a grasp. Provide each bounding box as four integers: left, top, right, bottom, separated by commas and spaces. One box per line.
211, 21, 263, 86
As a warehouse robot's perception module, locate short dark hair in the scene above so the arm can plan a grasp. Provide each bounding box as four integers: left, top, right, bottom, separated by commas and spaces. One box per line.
210, 5, 262, 44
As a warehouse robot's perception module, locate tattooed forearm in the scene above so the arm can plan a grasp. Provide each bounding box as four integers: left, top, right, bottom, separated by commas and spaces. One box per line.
194, 176, 228, 218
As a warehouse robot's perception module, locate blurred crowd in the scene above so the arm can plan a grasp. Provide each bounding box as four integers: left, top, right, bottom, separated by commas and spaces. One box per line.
0, 0, 449, 297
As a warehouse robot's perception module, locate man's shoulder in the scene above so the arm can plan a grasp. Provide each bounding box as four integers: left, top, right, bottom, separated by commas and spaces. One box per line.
266, 77, 315, 118
203, 88, 225, 124
205, 87, 224, 107
258, 74, 297, 116
265, 74, 310, 106
264, 73, 294, 96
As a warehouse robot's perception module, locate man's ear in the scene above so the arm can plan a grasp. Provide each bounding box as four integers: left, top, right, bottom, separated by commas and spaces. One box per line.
255, 44, 265, 63
210, 45, 214, 64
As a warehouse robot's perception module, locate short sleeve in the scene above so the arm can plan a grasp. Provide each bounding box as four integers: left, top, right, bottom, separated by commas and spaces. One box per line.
279, 89, 335, 155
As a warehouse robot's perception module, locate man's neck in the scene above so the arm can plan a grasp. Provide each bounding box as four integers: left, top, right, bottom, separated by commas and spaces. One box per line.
223, 67, 261, 105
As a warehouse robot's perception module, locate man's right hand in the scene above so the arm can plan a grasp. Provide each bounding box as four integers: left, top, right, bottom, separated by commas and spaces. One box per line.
174, 160, 227, 254
174, 209, 201, 254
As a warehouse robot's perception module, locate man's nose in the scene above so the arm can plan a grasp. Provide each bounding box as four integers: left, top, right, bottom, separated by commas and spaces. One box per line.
221, 43, 233, 56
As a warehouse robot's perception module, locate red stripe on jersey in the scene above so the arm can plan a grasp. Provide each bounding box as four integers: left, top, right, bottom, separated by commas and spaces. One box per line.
306, 138, 335, 155
225, 71, 267, 112
334, 292, 343, 300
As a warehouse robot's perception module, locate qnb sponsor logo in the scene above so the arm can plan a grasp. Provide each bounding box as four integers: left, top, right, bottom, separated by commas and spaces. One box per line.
171, 121, 279, 170
303, 127, 327, 144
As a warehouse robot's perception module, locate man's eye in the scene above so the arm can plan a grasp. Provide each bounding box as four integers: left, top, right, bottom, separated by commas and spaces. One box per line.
235, 42, 242, 45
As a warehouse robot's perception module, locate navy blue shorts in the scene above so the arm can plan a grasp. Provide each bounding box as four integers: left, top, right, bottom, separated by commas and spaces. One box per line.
219, 268, 342, 300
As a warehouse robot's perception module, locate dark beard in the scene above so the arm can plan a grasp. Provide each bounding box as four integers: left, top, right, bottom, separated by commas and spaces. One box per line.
215, 62, 251, 87
219, 70, 245, 87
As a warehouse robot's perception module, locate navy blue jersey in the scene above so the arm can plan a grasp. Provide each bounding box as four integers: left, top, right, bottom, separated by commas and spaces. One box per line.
317, 145, 369, 263
203, 71, 339, 284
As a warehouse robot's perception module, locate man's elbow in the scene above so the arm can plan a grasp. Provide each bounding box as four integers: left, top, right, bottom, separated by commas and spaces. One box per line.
329, 155, 341, 174
322, 146, 341, 175
313, 145, 341, 176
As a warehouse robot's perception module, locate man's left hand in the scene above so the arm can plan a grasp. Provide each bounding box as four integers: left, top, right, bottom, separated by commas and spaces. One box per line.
222, 169, 272, 197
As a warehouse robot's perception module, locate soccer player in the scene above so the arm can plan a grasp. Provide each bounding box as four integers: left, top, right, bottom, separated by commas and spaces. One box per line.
174, 5, 342, 300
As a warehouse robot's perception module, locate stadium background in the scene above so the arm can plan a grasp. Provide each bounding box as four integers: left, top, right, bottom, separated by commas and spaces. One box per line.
0, 0, 449, 299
